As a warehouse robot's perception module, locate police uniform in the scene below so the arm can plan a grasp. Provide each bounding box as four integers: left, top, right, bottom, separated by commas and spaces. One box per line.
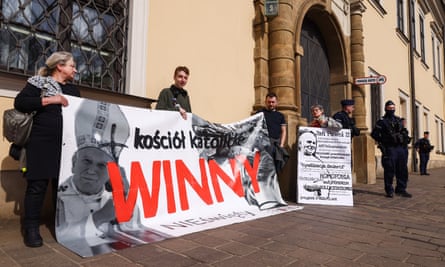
414, 132, 433, 175
371, 100, 411, 198
333, 99, 360, 137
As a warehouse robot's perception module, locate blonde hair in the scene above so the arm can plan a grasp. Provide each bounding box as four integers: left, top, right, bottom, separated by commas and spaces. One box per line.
37, 51, 74, 76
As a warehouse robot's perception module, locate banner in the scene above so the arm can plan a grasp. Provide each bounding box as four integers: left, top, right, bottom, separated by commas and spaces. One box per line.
56, 96, 302, 257
297, 126, 353, 206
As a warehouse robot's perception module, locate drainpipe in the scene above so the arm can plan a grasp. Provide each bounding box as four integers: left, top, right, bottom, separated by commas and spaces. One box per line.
408, 0, 418, 172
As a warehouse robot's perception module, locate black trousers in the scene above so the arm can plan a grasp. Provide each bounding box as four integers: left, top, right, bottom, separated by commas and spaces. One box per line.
23, 179, 57, 229
381, 146, 408, 194
419, 152, 430, 174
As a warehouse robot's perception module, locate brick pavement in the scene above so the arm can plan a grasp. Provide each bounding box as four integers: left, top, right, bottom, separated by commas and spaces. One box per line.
1, 168, 444, 266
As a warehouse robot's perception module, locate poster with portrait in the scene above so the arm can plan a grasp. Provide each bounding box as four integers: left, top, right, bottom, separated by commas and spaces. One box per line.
297, 126, 353, 206
56, 96, 302, 257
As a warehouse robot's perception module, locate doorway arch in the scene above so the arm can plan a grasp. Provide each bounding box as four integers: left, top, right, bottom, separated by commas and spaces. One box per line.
300, 17, 331, 120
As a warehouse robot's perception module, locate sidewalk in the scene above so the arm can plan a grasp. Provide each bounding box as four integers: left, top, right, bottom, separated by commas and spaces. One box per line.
1, 169, 444, 267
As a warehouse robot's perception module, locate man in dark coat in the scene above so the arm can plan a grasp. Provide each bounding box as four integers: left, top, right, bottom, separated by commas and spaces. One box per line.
333, 99, 360, 138
414, 131, 434, 175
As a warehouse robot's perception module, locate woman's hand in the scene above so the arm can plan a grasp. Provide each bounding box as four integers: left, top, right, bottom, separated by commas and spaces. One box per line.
42, 94, 69, 107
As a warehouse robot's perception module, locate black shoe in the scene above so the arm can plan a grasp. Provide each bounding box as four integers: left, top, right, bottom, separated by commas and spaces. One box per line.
424, 173, 430, 176
385, 193, 393, 198
396, 191, 412, 198
24, 228, 43, 247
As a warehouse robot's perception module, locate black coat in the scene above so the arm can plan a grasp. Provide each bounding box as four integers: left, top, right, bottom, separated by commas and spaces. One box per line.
14, 82, 80, 180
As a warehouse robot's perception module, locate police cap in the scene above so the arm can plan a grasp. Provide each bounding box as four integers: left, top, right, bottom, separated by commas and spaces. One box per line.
340, 99, 354, 106
385, 100, 395, 107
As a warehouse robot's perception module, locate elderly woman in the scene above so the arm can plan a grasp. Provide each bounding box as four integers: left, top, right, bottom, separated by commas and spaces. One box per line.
310, 104, 342, 130
14, 51, 80, 247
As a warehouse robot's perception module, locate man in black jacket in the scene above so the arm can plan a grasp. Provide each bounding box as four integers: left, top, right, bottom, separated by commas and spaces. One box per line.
333, 99, 360, 138
414, 131, 434, 175
371, 100, 412, 198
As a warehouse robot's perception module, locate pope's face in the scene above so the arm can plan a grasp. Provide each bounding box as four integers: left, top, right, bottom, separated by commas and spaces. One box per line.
72, 147, 114, 195
299, 133, 317, 156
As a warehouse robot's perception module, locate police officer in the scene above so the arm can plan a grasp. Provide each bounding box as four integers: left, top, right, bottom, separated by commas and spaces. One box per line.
414, 131, 434, 175
371, 100, 412, 198
333, 99, 360, 138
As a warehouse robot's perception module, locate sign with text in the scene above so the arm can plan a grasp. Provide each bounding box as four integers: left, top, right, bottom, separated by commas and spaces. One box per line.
297, 127, 353, 206
354, 75, 386, 85
56, 96, 302, 257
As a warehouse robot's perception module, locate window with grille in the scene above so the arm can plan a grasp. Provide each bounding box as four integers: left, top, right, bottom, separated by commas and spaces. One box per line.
0, 0, 129, 93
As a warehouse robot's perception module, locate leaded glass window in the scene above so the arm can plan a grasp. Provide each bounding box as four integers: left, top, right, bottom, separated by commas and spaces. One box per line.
0, 0, 129, 92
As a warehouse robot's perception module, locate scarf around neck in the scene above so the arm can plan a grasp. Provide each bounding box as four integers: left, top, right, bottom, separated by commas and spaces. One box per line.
28, 75, 62, 97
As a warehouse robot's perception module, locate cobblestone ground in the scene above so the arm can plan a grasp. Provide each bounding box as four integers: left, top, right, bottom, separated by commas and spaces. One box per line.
1, 168, 444, 267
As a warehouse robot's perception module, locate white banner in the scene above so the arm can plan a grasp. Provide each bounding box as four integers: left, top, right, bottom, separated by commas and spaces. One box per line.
56, 96, 302, 257
297, 126, 353, 206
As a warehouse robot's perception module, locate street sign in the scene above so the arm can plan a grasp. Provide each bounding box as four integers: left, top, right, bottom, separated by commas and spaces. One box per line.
354, 75, 386, 85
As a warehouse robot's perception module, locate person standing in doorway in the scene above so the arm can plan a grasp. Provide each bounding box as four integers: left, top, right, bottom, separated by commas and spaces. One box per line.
333, 99, 360, 138
414, 131, 434, 175
310, 104, 342, 130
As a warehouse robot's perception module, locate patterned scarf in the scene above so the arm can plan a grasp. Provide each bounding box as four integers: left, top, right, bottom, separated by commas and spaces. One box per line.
27, 75, 62, 97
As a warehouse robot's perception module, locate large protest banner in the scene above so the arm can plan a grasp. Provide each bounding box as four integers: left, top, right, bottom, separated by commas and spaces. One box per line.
297, 126, 353, 206
56, 96, 302, 257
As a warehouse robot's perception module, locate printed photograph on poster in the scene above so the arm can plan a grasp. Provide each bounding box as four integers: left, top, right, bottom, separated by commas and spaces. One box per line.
297, 126, 353, 206
56, 96, 303, 257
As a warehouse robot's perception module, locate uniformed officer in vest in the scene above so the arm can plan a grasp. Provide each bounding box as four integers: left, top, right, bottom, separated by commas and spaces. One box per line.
371, 100, 412, 198
414, 131, 434, 175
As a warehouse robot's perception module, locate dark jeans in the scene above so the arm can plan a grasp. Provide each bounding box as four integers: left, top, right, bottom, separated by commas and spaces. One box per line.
23, 179, 57, 229
419, 152, 430, 174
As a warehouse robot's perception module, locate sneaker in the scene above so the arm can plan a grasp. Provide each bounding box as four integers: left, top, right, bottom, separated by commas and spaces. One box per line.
24, 228, 43, 247
396, 191, 412, 198
385, 192, 393, 198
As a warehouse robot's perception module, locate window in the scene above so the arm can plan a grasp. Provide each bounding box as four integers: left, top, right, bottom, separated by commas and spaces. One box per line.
432, 33, 443, 83
370, 83, 382, 126
409, 0, 416, 50
0, 0, 129, 92
397, 0, 405, 33
435, 118, 443, 153
419, 14, 425, 62
438, 121, 445, 153
423, 108, 429, 134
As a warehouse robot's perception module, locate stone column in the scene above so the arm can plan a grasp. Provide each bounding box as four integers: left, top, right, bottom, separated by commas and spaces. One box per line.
253, 0, 270, 110
262, 0, 298, 200
350, 0, 376, 184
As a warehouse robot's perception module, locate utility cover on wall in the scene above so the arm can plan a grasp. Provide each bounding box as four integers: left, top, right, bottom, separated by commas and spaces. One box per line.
265, 0, 279, 17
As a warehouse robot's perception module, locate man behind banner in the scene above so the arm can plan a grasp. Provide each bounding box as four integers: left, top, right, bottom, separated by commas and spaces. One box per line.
56, 100, 164, 257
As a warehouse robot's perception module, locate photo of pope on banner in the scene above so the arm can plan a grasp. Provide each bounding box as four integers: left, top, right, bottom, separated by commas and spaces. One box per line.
297, 127, 354, 206
56, 96, 302, 257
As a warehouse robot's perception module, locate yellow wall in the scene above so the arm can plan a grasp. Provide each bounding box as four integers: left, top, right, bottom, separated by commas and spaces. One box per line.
146, 1, 255, 123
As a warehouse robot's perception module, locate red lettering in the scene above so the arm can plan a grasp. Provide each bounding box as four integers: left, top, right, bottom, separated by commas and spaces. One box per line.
239, 151, 261, 193
176, 159, 213, 210
209, 158, 244, 202
162, 160, 176, 213
108, 161, 161, 223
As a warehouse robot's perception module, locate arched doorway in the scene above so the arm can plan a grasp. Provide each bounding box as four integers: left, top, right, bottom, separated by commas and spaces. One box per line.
300, 17, 331, 121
